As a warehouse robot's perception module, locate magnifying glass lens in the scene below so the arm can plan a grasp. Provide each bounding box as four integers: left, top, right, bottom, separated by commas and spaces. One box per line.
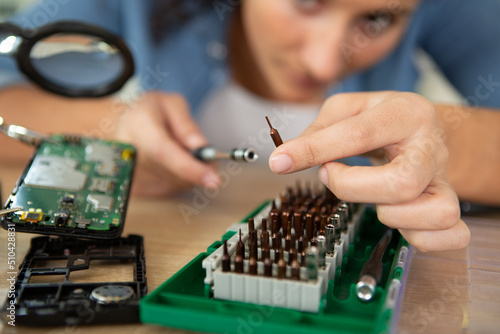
29, 33, 126, 91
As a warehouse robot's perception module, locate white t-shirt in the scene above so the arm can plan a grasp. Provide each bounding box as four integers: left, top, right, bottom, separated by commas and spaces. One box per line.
198, 81, 320, 164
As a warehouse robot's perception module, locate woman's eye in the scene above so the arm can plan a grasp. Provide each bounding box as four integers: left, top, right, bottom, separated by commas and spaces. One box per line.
362, 11, 395, 28
293, 0, 325, 14
355, 11, 396, 35
367, 11, 394, 26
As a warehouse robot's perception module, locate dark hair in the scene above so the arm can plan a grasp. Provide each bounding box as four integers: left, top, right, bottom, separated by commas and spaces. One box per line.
151, 0, 214, 42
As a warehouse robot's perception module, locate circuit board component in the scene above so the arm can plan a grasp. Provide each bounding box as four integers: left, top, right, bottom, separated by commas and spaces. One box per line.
1, 135, 136, 239
19, 208, 44, 223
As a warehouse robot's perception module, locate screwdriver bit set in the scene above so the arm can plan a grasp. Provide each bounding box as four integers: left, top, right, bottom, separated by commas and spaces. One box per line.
204, 184, 359, 313
141, 183, 412, 334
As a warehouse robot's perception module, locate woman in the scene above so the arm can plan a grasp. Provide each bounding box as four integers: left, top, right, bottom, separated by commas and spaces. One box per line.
1, 0, 499, 251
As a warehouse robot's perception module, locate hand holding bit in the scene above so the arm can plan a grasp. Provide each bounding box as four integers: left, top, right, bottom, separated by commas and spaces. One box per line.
268, 91, 470, 252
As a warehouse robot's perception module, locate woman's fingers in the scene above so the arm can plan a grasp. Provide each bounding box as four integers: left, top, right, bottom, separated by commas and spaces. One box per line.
398, 220, 470, 252
268, 91, 470, 251
117, 92, 221, 190
157, 93, 208, 149
318, 160, 432, 204
376, 180, 461, 230
300, 91, 397, 137
270, 92, 433, 174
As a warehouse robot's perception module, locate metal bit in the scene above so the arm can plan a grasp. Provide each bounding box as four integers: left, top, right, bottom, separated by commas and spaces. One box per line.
237, 229, 245, 261
329, 214, 341, 244
277, 248, 286, 279
291, 233, 297, 251
262, 248, 270, 263
314, 215, 321, 234
248, 217, 255, 233
249, 238, 258, 276
340, 201, 350, 223
298, 236, 304, 256
293, 212, 302, 236
234, 253, 244, 274
261, 218, 270, 255
285, 230, 293, 252
311, 216, 320, 245
276, 231, 283, 251
265, 116, 283, 147
261, 217, 268, 232
325, 224, 335, 254
337, 206, 347, 232
305, 213, 314, 243
193, 146, 258, 163
316, 235, 326, 267
261, 228, 270, 261
305, 246, 319, 281
290, 249, 300, 280
285, 221, 292, 252
269, 209, 280, 234
222, 240, 230, 272
309, 206, 317, 216
272, 230, 278, 250
300, 242, 306, 266
320, 214, 327, 234
274, 243, 282, 265
288, 247, 294, 267
264, 257, 272, 277
315, 198, 323, 214
250, 230, 258, 261
281, 210, 290, 236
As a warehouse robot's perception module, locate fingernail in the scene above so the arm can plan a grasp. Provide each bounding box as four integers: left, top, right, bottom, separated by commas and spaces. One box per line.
270, 154, 292, 173
202, 171, 221, 189
319, 166, 329, 186
186, 134, 206, 149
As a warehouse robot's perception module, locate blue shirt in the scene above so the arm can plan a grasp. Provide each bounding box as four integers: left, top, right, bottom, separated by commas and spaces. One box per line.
1, 0, 500, 115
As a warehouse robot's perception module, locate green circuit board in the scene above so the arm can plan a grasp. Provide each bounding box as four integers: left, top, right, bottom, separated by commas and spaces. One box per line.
1, 135, 136, 239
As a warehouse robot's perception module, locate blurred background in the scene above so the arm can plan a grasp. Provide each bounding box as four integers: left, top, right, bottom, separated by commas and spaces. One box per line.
0, 0, 33, 19
0, 0, 464, 105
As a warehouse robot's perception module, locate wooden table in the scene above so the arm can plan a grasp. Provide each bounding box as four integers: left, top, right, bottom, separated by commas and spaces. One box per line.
1, 161, 498, 334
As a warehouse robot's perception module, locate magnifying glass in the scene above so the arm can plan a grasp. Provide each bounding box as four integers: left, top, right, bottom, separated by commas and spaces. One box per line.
0, 20, 134, 98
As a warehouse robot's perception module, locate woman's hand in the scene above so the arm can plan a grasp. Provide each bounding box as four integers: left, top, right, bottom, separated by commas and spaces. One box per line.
116, 92, 221, 196
268, 91, 470, 252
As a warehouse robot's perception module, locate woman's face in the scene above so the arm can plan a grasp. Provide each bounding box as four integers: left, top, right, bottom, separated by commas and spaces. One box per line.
241, 0, 419, 103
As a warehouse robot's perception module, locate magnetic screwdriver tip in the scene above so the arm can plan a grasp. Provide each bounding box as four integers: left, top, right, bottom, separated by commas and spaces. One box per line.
356, 275, 377, 301
265, 116, 272, 129
233, 148, 258, 163
265, 116, 283, 147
